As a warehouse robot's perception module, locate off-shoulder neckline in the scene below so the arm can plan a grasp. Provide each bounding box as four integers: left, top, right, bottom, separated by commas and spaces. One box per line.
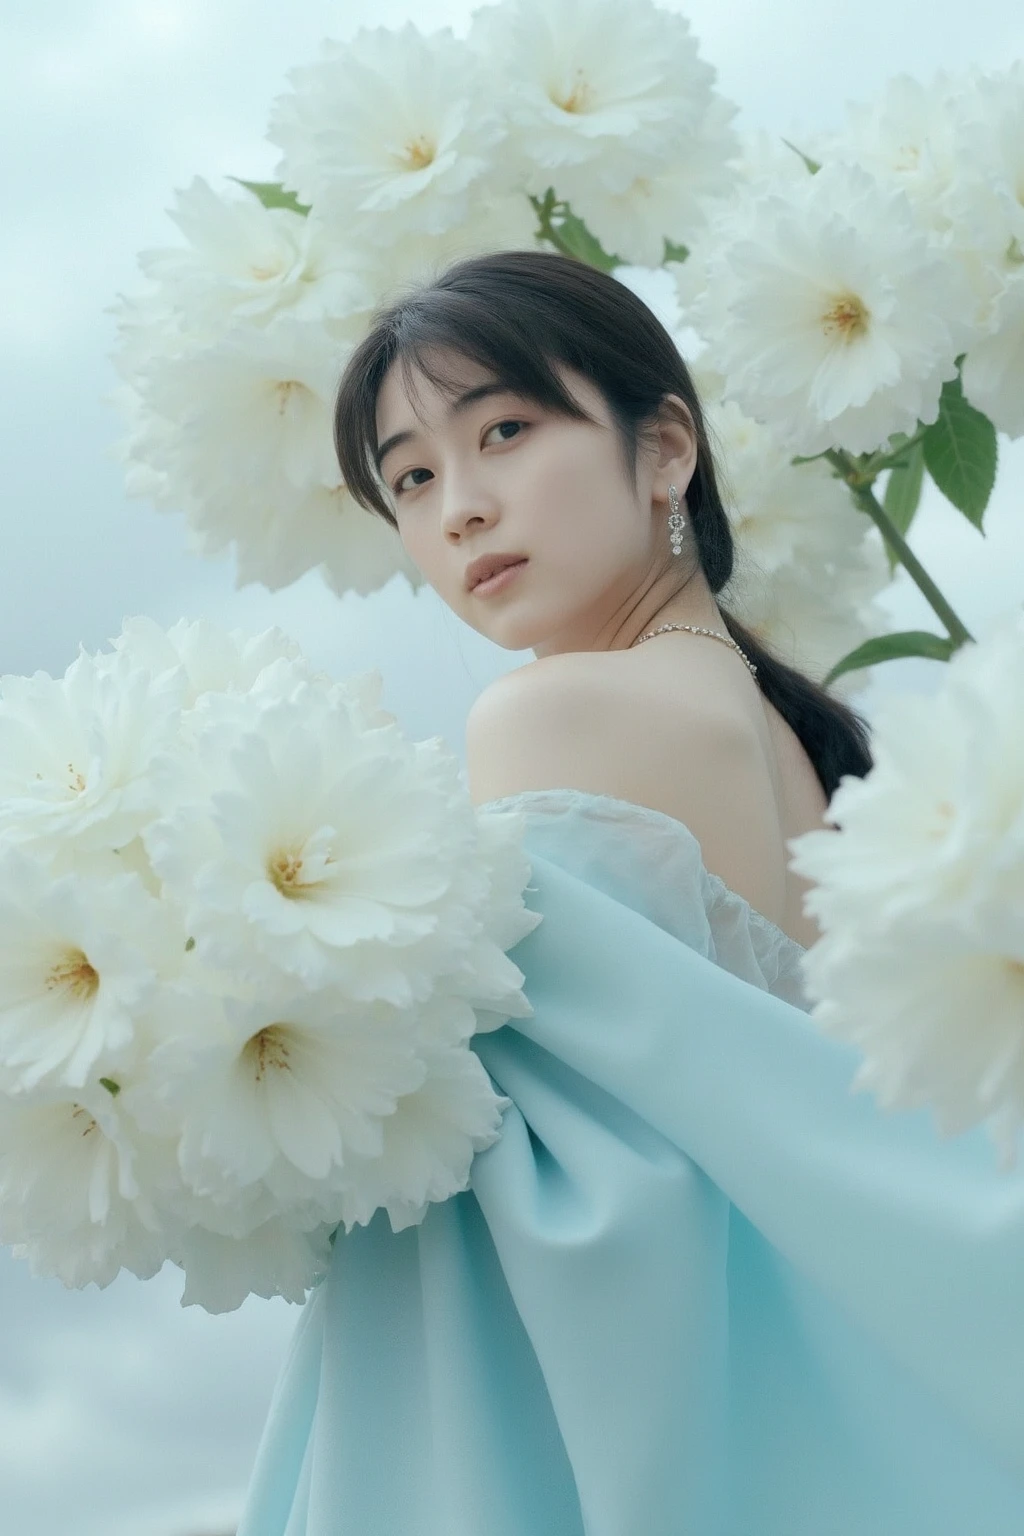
476, 786, 810, 958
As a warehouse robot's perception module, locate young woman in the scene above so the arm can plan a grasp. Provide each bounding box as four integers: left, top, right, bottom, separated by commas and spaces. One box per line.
237, 251, 1024, 1536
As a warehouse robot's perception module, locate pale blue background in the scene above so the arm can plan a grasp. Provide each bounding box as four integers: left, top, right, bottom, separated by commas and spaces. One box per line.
1, 2, 1022, 1531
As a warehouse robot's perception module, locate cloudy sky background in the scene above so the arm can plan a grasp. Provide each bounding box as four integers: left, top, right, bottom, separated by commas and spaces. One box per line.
2, 1, 1023, 1532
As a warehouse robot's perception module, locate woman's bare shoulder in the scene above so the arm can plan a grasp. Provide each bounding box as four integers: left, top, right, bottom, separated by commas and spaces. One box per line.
466, 646, 800, 936
465, 647, 758, 813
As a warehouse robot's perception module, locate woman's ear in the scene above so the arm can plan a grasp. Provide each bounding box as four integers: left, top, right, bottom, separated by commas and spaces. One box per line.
651, 394, 699, 502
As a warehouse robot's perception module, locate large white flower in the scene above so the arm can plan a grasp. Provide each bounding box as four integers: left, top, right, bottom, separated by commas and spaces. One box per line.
130, 984, 427, 1215
470, 0, 720, 197
793, 910, 1024, 1168
0, 647, 184, 858
144, 685, 537, 1016
127, 978, 513, 1251
268, 23, 511, 246
124, 315, 421, 595
817, 71, 967, 236
333, 1036, 511, 1234
685, 161, 979, 455
0, 620, 543, 1303
791, 613, 1024, 924
140, 316, 344, 500
788, 607, 1024, 1164
137, 177, 373, 337
0, 846, 178, 1092
689, 372, 894, 693
819, 64, 1024, 431
0, 1086, 176, 1289
552, 93, 740, 267
109, 183, 414, 596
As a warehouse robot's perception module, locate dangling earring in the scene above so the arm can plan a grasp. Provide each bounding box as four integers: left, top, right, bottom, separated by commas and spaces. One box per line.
668, 484, 686, 556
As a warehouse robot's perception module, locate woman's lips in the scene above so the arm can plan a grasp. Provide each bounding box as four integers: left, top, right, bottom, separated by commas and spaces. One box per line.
472, 559, 528, 596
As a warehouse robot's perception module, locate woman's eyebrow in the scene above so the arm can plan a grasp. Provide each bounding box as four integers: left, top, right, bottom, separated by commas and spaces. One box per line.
375, 381, 514, 471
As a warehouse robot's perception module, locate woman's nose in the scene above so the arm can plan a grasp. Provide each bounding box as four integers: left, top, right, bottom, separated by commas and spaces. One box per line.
440, 469, 500, 540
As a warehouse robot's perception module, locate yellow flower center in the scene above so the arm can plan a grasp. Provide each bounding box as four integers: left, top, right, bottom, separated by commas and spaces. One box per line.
67, 762, 86, 793
402, 135, 436, 171
245, 1026, 293, 1083
552, 68, 593, 114
268, 848, 308, 897
273, 380, 309, 416
267, 832, 336, 900
821, 292, 870, 341
46, 949, 100, 1002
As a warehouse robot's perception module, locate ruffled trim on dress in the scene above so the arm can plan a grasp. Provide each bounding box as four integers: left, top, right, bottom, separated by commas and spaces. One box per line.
477, 788, 811, 1013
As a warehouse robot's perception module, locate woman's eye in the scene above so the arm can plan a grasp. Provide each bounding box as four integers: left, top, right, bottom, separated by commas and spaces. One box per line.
393, 467, 433, 497
483, 419, 527, 445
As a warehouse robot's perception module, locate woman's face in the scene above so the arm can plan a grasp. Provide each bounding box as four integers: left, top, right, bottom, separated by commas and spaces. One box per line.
373, 349, 697, 656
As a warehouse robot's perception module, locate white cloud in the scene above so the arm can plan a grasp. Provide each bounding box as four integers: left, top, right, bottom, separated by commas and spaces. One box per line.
0, 1248, 296, 1536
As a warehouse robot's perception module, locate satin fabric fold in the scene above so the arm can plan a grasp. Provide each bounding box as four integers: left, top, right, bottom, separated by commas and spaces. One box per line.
238, 791, 1024, 1536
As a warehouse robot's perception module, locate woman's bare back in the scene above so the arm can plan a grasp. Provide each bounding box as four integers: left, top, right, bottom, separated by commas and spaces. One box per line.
609, 641, 833, 950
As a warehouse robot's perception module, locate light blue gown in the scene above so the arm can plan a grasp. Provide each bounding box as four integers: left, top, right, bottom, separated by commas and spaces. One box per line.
237, 788, 1024, 1536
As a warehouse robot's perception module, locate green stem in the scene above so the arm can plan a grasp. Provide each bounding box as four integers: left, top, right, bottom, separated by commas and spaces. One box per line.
824, 450, 974, 647
859, 425, 930, 477
529, 191, 568, 256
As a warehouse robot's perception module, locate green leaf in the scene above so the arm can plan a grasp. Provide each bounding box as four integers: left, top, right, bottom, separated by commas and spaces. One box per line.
662, 239, 690, 265
547, 203, 621, 272
823, 629, 956, 686
184, 936, 196, 952
230, 178, 311, 216
99, 1077, 121, 1097
921, 373, 997, 528
881, 439, 926, 572
780, 138, 821, 174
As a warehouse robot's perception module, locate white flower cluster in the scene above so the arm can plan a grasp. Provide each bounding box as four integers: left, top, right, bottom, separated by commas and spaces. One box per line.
110, 181, 422, 599
677, 64, 1024, 453
111, 0, 738, 595
464, 0, 738, 266
691, 360, 893, 694
110, 6, 1024, 704
0, 619, 541, 1312
787, 607, 1024, 1168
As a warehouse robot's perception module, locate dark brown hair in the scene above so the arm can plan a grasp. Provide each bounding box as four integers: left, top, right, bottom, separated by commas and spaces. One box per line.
333, 248, 873, 798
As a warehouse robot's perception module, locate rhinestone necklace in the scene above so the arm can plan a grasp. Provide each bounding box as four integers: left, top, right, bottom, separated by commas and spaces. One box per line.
630, 622, 758, 678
